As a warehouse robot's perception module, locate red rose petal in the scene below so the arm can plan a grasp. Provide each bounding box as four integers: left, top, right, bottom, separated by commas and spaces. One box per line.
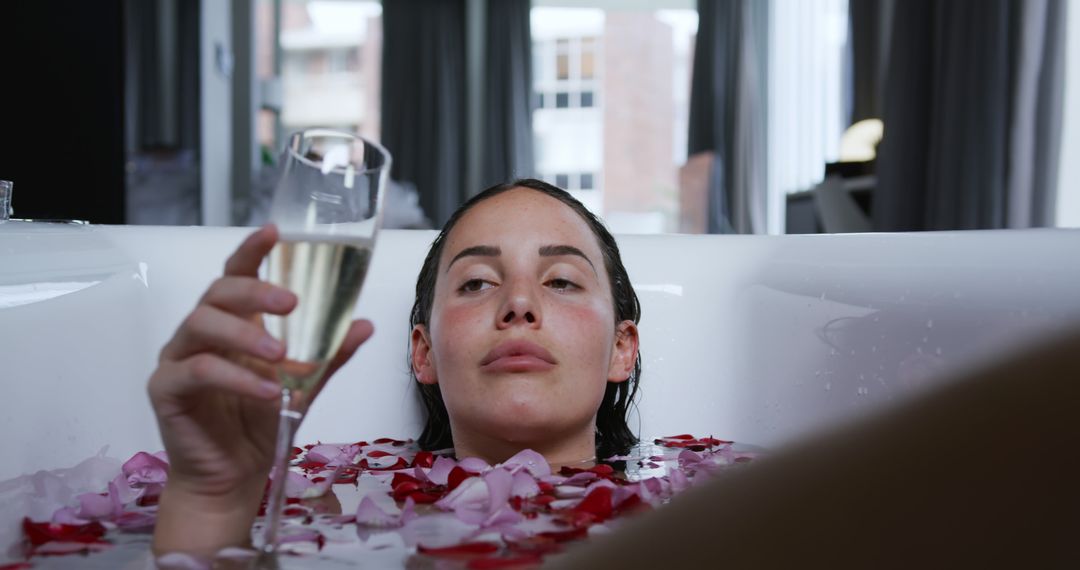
447, 466, 473, 491
536, 527, 588, 542
412, 451, 436, 468
419, 541, 500, 557
467, 554, 543, 569
367, 450, 393, 458
23, 518, 108, 546
570, 486, 613, 523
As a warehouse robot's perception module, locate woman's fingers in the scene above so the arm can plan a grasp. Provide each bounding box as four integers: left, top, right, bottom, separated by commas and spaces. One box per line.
151, 353, 281, 405
224, 224, 278, 277
198, 276, 297, 317
162, 304, 284, 362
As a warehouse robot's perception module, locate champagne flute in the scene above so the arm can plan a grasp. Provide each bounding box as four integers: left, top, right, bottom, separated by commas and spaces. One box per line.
258, 129, 390, 558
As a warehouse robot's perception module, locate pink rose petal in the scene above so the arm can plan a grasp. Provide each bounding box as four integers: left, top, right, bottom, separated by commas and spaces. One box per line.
122, 452, 169, 486
74, 481, 122, 520
562, 472, 599, 486
510, 470, 540, 499
426, 456, 458, 486
457, 457, 491, 474
284, 471, 315, 499
501, 449, 551, 477
669, 468, 691, 493
51, 507, 88, 525
435, 476, 489, 512
355, 496, 402, 528
483, 468, 513, 510
677, 449, 703, 467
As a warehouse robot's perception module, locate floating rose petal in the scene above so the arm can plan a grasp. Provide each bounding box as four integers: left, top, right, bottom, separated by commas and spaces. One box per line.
136, 483, 164, 507
121, 452, 169, 487
360, 456, 409, 471
372, 437, 410, 445
73, 481, 122, 521
467, 554, 544, 569
50, 507, 86, 525
278, 527, 325, 550
23, 517, 108, 547
427, 456, 458, 486
510, 471, 540, 499
284, 471, 315, 499
458, 457, 491, 473
569, 486, 613, 524
355, 496, 405, 528
677, 449, 703, 467
448, 466, 475, 491
412, 451, 436, 468
669, 467, 691, 493
561, 472, 598, 487
502, 450, 550, 478
419, 541, 499, 557
436, 476, 489, 513
32, 541, 112, 556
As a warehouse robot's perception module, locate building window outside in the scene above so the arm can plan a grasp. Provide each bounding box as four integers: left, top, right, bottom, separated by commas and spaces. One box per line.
532, 5, 698, 233
256, 0, 383, 151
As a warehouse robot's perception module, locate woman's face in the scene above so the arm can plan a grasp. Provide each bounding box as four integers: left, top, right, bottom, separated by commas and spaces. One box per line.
410, 188, 638, 458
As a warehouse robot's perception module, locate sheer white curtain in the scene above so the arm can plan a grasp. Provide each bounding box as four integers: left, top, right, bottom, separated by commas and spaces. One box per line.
766, 0, 849, 234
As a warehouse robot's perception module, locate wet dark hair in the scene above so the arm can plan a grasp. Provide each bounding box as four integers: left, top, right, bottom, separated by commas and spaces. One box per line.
408, 178, 642, 460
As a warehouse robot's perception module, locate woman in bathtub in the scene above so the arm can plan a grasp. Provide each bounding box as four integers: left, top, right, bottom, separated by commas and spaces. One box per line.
148, 179, 642, 556
148, 176, 1080, 565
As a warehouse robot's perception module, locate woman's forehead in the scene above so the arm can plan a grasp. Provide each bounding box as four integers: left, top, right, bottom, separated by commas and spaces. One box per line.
442, 189, 603, 262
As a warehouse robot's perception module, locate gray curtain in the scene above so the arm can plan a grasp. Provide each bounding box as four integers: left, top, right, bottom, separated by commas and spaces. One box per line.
688, 0, 768, 234
480, 0, 535, 188
125, 0, 200, 151
847, 0, 894, 124
382, 0, 467, 226
874, 0, 1066, 231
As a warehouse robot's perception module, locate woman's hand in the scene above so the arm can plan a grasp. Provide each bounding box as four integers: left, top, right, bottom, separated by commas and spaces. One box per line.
148, 225, 374, 557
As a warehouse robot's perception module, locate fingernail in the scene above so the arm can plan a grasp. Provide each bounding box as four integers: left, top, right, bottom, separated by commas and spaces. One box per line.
258, 379, 281, 397
258, 336, 283, 358
268, 289, 293, 310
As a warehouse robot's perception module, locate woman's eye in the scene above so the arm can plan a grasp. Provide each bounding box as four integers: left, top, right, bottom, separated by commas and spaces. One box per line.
460, 279, 492, 293
547, 278, 579, 291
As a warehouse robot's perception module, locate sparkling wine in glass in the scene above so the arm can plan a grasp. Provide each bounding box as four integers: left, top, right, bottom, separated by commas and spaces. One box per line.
258, 129, 390, 559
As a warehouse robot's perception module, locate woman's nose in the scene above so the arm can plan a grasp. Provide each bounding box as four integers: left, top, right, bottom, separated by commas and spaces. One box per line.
497, 279, 541, 328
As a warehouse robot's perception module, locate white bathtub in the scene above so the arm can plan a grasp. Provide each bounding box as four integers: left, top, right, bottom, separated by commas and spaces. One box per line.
3, 221, 1080, 486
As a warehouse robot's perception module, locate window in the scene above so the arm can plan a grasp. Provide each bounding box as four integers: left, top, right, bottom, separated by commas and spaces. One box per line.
256, 0, 383, 149
532, 6, 697, 233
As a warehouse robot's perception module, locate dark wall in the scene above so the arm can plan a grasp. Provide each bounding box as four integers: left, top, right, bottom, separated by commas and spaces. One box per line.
1, 1, 127, 223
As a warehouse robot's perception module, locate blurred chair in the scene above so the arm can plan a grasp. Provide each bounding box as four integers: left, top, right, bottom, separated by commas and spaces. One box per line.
812, 174, 874, 233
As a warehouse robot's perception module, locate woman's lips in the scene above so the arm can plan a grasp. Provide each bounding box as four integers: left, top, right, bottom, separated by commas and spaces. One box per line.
480, 340, 557, 373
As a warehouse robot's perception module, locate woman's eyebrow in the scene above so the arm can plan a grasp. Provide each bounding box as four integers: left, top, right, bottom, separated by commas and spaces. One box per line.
539, 244, 597, 275
447, 245, 501, 271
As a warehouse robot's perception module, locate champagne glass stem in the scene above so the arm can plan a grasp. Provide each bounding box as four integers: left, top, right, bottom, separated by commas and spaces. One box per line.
260, 388, 304, 555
